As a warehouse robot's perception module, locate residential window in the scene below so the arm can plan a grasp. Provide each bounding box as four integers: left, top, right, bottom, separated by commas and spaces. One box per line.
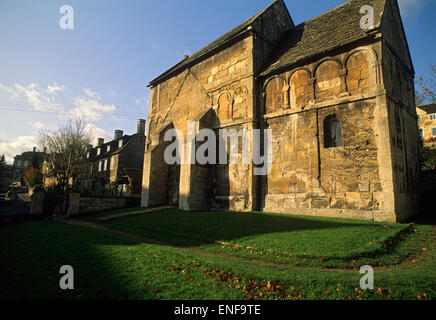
87, 152, 89, 158
110, 157, 114, 170
324, 115, 343, 148
118, 139, 123, 148
107, 145, 111, 152
98, 161, 102, 172
17, 160, 22, 167
24, 160, 29, 167
430, 114, 436, 121
432, 128, 436, 137
104, 159, 108, 171
97, 148, 101, 156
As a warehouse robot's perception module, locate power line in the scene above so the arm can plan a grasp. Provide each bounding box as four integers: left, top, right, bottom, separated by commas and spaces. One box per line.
0, 98, 148, 118
0, 105, 145, 120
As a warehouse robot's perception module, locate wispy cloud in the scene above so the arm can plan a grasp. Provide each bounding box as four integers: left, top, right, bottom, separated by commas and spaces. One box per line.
28, 121, 45, 130
0, 82, 119, 159
46, 83, 65, 95
68, 97, 116, 122
83, 123, 113, 146
0, 82, 64, 111
0, 132, 38, 164
67, 88, 117, 122
82, 87, 98, 98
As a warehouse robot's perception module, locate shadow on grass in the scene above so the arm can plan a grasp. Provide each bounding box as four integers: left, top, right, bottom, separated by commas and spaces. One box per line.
0, 221, 162, 300
79, 208, 418, 268
95, 208, 399, 244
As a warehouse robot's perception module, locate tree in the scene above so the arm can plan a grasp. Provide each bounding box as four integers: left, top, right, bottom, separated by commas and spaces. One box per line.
23, 167, 43, 189
421, 145, 436, 170
0, 154, 13, 191
0, 154, 6, 178
416, 65, 436, 105
39, 120, 93, 193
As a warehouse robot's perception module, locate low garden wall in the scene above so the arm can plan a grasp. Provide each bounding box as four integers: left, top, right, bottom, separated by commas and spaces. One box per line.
68, 194, 140, 217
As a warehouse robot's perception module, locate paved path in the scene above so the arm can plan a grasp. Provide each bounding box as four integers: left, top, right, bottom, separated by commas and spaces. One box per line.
95, 206, 175, 221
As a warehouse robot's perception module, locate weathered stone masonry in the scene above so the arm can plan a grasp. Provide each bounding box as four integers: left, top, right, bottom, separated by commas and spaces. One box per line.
141, 0, 420, 222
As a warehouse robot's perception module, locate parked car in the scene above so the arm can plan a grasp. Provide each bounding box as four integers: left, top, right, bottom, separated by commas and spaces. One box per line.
0, 193, 11, 206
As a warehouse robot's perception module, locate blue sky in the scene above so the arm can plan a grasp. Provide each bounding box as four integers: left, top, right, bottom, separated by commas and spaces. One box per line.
0, 0, 435, 163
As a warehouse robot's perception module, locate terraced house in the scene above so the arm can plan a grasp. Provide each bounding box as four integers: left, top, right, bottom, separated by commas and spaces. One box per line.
81, 119, 146, 197
141, 0, 420, 222
417, 103, 436, 146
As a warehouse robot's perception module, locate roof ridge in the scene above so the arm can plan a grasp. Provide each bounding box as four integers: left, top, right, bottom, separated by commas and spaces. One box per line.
148, 0, 283, 86
418, 103, 436, 108
303, 0, 385, 26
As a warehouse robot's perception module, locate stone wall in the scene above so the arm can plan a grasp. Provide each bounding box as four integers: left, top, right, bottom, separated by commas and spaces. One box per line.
142, 33, 258, 211
69, 195, 128, 216
140, 1, 420, 222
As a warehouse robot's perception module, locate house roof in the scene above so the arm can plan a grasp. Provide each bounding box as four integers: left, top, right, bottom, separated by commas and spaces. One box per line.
89, 134, 135, 161
259, 0, 387, 77
148, 0, 284, 87
417, 103, 436, 115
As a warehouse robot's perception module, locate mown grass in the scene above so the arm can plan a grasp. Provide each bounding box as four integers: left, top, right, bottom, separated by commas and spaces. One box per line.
90, 209, 427, 268
1, 211, 435, 300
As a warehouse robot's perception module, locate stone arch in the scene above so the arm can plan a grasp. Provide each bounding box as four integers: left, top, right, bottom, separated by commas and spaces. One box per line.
289, 68, 312, 108
314, 58, 342, 101
217, 91, 233, 122
263, 76, 286, 114
345, 49, 372, 94
232, 86, 248, 119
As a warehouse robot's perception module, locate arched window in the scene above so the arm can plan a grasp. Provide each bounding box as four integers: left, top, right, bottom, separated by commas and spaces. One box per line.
264, 77, 285, 114
346, 50, 370, 94
289, 69, 311, 108
324, 115, 342, 148
315, 60, 341, 101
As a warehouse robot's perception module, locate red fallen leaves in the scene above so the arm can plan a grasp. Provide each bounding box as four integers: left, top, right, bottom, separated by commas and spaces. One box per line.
155, 288, 160, 293
325, 290, 332, 296
417, 292, 429, 300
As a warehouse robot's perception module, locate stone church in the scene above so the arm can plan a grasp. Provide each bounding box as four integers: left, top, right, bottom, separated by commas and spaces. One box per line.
141, 0, 420, 222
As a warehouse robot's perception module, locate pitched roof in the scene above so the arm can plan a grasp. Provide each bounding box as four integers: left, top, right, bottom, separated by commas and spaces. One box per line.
148, 0, 285, 87
259, 0, 387, 77
89, 134, 135, 161
417, 103, 436, 114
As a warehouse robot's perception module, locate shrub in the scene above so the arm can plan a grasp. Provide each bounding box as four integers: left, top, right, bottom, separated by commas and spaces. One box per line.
421, 145, 436, 170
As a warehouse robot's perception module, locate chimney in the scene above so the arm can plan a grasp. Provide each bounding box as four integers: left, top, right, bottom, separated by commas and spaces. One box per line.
33, 147, 36, 152
97, 138, 104, 146
137, 119, 146, 136
114, 130, 123, 140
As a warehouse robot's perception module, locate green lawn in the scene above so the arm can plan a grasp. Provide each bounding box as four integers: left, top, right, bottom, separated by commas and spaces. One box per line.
0, 209, 435, 300
89, 209, 428, 268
